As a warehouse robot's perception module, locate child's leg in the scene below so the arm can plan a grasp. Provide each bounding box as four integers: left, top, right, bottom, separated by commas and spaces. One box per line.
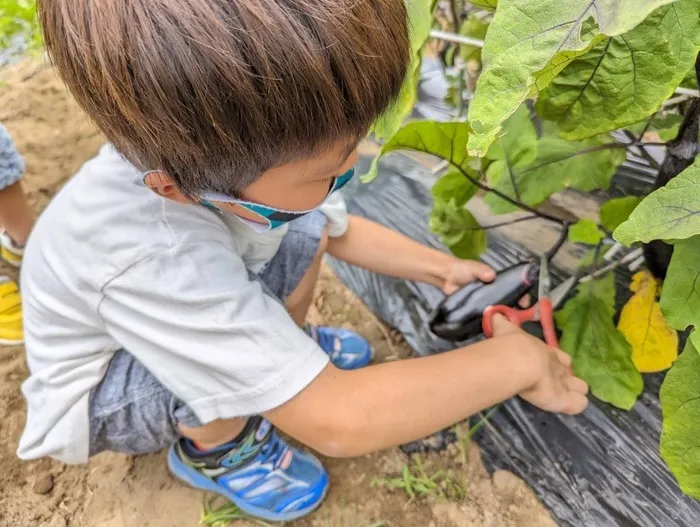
0, 124, 31, 345
90, 211, 369, 520
261, 211, 372, 370
0, 123, 33, 267
285, 226, 328, 325
0, 180, 33, 246
177, 417, 247, 450
90, 350, 328, 522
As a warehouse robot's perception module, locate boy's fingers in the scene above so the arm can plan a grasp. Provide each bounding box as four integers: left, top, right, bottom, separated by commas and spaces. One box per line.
555, 349, 572, 367
518, 294, 532, 308
563, 376, 588, 395
561, 393, 589, 415
490, 313, 520, 336
473, 262, 496, 282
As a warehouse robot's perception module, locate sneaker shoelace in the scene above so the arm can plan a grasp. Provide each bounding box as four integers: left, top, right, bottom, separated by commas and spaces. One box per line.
259, 432, 290, 470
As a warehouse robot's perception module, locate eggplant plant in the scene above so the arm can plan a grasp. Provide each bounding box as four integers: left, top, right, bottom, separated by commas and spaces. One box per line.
371, 0, 700, 499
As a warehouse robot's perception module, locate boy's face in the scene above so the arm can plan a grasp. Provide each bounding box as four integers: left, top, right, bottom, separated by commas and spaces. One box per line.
147, 142, 358, 225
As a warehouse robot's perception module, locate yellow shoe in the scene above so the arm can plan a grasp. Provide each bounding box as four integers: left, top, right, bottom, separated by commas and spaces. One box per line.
1, 231, 23, 268
0, 276, 23, 345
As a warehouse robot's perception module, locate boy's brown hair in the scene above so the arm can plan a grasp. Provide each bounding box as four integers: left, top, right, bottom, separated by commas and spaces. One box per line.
38, 0, 409, 196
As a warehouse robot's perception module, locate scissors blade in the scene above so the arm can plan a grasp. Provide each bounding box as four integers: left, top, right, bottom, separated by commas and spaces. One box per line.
532, 259, 577, 322
548, 275, 578, 310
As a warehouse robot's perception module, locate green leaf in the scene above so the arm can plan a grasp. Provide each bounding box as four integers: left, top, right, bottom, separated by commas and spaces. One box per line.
466, 0, 675, 156
681, 64, 699, 90
0, 0, 41, 50
536, 0, 700, 140
470, 0, 498, 9
372, 0, 434, 140
555, 273, 643, 409
459, 14, 490, 64
485, 123, 626, 213
430, 199, 487, 259
432, 170, 478, 207
484, 105, 538, 200
660, 236, 700, 331
660, 334, 700, 500
624, 113, 683, 142
486, 105, 538, 166
364, 120, 475, 182
600, 196, 641, 232
569, 219, 605, 245
614, 157, 700, 245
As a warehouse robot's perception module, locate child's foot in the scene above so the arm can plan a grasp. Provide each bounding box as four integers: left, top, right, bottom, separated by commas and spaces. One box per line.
0, 276, 23, 345
305, 324, 372, 370
0, 231, 23, 268
168, 417, 328, 522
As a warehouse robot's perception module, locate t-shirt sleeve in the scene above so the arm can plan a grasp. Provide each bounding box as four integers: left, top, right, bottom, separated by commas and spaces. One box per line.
98, 241, 329, 424
318, 192, 349, 237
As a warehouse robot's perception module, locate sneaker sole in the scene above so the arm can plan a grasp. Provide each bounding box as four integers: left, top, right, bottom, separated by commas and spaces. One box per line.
167, 446, 328, 522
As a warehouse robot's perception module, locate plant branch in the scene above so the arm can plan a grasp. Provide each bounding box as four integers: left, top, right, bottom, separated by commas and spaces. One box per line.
580, 247, 644, 283
454, 164, 565, 225
500, 144, 522, 202
518, 141, 665, 176
436, 126, 565, 225
622, 130, 660, 170
640, 115, 655, 137
449, 0, 460, 31
460, 215, 539, 231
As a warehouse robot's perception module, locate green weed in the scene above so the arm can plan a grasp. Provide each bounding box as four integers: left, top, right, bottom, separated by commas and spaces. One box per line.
200, 495, 275, 527
455, 406, 499, 465
372, 455, 466, 501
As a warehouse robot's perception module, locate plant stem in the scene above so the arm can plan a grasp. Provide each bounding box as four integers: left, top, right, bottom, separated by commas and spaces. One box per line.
581, 247, 644, 283
433, 126, 565, 224
501, 143, 522, 202
460, 214, 539, 231
623, 130, 661, 170
454, 164, 565, 225
518, 141, 665, 176
449, 0, 460, 31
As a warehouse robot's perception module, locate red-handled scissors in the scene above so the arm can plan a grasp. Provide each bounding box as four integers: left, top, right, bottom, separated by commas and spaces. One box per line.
482, 257, 574, 348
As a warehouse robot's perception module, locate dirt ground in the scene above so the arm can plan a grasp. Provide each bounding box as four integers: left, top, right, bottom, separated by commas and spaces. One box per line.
0, 59, 556, 527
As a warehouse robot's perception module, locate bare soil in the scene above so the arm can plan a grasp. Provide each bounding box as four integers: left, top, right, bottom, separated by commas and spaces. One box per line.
0, 59, 555, 527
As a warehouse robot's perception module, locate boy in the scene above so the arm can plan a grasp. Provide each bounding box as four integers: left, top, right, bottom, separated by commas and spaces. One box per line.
19, 0, 588, 522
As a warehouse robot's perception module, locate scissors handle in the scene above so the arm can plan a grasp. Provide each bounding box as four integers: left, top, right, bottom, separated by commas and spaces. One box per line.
482, 298, 559, 349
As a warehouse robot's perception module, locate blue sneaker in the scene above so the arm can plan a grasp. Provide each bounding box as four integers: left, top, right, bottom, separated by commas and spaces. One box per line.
168, 417, 328, 522
305, 324, 372, 370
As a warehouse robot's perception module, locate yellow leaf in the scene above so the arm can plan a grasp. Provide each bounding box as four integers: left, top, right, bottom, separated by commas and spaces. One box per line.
618, 271, 679, 373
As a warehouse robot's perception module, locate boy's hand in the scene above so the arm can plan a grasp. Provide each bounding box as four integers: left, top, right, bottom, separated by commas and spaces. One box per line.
491, 315, 589, 415
440, 258, 496, 295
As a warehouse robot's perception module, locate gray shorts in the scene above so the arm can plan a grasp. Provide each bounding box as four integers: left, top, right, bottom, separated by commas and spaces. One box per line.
88, 210, 326, 456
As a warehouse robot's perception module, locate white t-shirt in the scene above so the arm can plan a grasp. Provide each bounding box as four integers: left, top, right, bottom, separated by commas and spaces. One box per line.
17, 145, 348, 464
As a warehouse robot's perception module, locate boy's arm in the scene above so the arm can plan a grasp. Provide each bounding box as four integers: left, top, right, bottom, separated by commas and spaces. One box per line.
265, 316, 588, 458
327, 215, 495, 294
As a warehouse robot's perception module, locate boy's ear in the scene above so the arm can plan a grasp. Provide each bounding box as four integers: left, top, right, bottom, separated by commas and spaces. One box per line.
143, 171, 192, 204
